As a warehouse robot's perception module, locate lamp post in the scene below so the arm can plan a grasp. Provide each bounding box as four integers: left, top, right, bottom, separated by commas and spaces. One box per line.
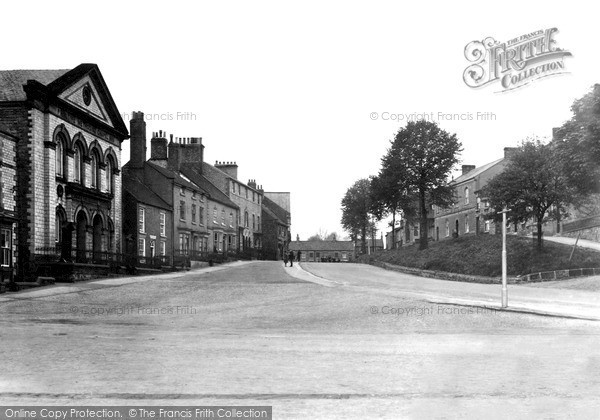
500, 207, 509, 308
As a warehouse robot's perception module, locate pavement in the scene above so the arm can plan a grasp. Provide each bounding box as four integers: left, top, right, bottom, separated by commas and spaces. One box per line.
295, 263, 600, 321
544, 235, 600, 251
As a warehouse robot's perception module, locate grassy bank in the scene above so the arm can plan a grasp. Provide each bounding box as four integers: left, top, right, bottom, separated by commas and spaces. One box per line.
357, 234, 600, 277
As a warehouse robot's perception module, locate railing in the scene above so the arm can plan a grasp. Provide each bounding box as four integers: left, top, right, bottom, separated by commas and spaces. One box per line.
33, 247, 171, 269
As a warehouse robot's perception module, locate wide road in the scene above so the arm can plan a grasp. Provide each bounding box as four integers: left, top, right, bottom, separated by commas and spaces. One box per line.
0, 261, 599, 419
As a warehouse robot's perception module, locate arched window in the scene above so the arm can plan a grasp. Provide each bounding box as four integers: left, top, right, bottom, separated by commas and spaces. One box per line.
465, 214, 470, 233
55, 135, 66, 177
445, 220, 449, 237
74, 145, 84, 184
105, 158, 113, 193
464, 187, 469, 205
244, 211, 249, 227
91, 152, 98, 189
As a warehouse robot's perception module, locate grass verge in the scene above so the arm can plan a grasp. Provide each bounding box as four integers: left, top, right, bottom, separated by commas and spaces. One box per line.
356, 234, 600, 277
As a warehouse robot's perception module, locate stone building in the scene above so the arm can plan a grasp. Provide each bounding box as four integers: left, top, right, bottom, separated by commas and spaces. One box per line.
0, 64, 128, 280
261, 195, 290, 260
0, 130, 17, 281
122, 172, 173, 269
202, 162, 263, 253
289, 240, 354, 262
124, 120, 216, 267
433, 147, 516, 240
179, 163, 239, 254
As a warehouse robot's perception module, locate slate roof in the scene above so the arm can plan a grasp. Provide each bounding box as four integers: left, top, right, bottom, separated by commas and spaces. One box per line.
201, 161, 261, 193
123, 175, 171, 211
452, 158, 504, 184
0, 64, 128, 137
262, 196, 289, 225
180, 163, 238, 209
0, 69, 68, 101
289, 241, 354, 252
145, 161, 204, 193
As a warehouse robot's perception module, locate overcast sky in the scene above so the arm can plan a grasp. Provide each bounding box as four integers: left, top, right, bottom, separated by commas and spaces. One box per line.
4, 1, 597, 240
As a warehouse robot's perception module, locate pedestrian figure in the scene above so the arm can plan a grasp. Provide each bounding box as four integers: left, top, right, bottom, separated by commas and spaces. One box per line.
289, 250, 295, 267
283, 251, 289, 267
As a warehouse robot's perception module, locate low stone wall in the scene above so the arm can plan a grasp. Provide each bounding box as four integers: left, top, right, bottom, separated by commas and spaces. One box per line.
369, 261, 524, 284
369, 260, 600, 284
518, 267, 600, 282
371, 261, 516, 284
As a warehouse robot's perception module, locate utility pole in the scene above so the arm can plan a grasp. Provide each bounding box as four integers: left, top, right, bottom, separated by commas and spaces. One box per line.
500, 208, 509, 308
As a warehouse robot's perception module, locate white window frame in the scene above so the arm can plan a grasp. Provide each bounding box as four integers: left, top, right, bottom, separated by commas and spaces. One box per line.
139, 207, 146, 233
159, 212, 166, 236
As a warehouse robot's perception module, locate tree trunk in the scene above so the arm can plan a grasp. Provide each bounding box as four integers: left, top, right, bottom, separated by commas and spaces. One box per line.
536, 217, 544, 251
361, 225, 367, 254
391, 211, 396, 249
419, 190, 428, 250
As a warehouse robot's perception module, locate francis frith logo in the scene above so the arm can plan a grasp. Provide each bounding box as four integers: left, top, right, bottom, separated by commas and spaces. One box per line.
463, 28, 572, 92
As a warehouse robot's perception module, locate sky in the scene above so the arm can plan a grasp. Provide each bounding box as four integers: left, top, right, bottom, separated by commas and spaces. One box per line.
3, 1, 598, 241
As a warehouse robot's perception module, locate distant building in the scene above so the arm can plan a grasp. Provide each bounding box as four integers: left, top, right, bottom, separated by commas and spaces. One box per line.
433, 148, 516, 241
262, 196, 290, 260
289, 240, 354, 262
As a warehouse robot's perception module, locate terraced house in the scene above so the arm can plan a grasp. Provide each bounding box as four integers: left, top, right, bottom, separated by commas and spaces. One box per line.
0, 64, 127, 281
433, 147, 516, 240
202, 162, 263, 255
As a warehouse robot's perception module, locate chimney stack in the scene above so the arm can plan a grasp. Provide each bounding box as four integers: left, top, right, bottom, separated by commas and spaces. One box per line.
215, 161, 238, 179
248, 179, 257, 189
461, 165, 476, 175
129, 111, 146, 168
180, 136, 204, 169
168, 137, 182, 171
150, 130, 168, 163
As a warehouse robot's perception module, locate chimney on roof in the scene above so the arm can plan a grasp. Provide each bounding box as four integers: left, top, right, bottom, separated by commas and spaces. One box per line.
504, 147, 518, 159
215, 161, 238, 179
461, 164, 476, 175
248, 179, 257, 189
150, 130, 168, 163
167, 137, 182, 171
172, 136, 204, 173
129, 111, 146, 169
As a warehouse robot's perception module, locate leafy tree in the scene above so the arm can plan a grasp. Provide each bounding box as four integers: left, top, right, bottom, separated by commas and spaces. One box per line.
341, 178, 373, 253
553, 84, 600, 196
482, 139, 575, 250
370, 174, 414, 249
306, 234, 323, 241
381, 120, 462, 250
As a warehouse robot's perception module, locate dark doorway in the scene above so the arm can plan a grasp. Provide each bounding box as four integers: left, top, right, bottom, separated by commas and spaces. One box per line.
76, 211, 87, 263
92, 214, 103, 263
455, 219, 459, 237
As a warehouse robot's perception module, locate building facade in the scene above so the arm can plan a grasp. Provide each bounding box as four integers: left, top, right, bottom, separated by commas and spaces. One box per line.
433, 148, 516, 241
122, 174, 173, 269
262, 195, 290, 260
202, 162, 263, 252
0, 64, 128, 280
289, 240, 354, 262
126, 123, 215, 265
0, 130, 17, 281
